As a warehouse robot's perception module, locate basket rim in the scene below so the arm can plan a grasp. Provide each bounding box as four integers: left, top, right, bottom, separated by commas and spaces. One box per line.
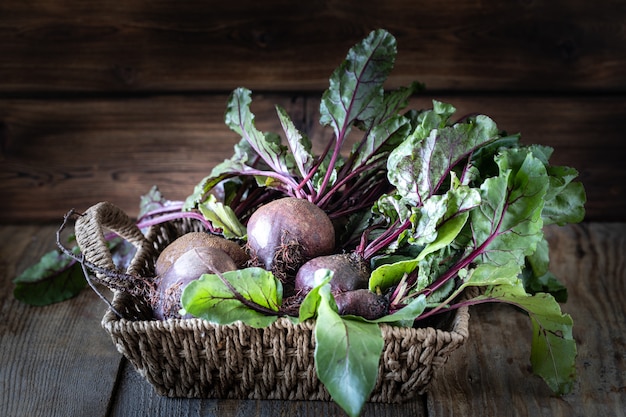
102, 289, 471, 343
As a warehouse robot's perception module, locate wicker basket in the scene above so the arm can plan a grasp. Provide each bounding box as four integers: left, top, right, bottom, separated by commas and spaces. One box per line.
74, 201, 471, 402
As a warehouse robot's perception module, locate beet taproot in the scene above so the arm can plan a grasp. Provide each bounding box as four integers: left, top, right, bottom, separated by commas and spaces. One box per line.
152, 232, 246, 319
246, 197, 335, 278
294, 252, 370, 295
155, 231, 248, 276
334, 289, 389, 320
153, 246, 238, 320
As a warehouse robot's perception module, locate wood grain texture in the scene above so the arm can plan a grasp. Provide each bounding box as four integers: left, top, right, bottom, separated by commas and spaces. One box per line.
1, 0, 624, 93
2, 93, 621, 222
0, 224, 121, 417
426, 223, 626, 416
1, 0, 623, 223
0, 94, 304, 222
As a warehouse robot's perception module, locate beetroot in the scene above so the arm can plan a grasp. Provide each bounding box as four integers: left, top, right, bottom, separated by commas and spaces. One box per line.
295, 253, 387, 320
334, 289, 389, 320
153, 246, 238, 320
294, 252, 370, 295
155, 231, 248, 276
152, 232, 246, 319
246, 197, 335, 277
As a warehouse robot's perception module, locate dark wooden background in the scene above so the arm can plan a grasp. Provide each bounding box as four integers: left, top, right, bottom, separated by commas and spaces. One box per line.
1, 0, 624, 222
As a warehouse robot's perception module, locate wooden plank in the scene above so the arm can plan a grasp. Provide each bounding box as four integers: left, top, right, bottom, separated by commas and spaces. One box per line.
1, 94, 622, 222
426, 223, 626, 416
0, 94, 304, 222
107, 360, 426, 417
1, 0, 624, 93
0, 224, 122, 417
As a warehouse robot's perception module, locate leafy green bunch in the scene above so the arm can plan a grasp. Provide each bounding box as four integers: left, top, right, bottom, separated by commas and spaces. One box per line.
179, 29, 585, 416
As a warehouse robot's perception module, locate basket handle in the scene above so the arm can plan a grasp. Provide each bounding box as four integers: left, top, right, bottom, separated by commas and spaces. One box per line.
74, 201, 148, 272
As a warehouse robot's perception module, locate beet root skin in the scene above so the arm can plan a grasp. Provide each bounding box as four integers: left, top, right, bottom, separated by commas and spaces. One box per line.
333, 289, 389, 320
295, 253, 370, 295
295, 253, 388, 320
246, 197, 335, 272
155, 231, 248, 277
153, 246, 237, 320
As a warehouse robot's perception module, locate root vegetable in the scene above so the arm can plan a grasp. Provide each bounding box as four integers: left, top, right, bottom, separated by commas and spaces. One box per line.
294, 253, 370, 295
246, 197, 335, 276
152, 232, 246, 319
334, 289, 389, 320
155, 231, 248, 276
294, 252, 387, 320
153, 246, 238, 320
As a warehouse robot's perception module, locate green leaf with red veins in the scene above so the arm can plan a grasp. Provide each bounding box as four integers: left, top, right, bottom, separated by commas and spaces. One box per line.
183, 138, 260, 209
468, 148, 549, 269
372, 191, 412, 223
521, 237, 568, 302
275, 104, 314, 180
319, 29, 397, 142
350, 114, 411, 170
198, 195, 246, 239
478, 284, 577, 395
181, 267, 282, 328
225, 87, 295, 179
348, 81, 422, 172
411, 183, 481, 247
355, 81, 423, 132
368, 184, 479, 293
13, 250, 86, 306
388, 115, 499, 206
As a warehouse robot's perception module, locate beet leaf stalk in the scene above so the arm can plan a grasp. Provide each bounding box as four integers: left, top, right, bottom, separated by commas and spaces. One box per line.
182, 29, 420, 233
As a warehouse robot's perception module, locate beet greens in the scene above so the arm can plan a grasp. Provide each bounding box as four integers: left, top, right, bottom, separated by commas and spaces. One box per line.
180, 29, 585, 415
183, 29, 420, 226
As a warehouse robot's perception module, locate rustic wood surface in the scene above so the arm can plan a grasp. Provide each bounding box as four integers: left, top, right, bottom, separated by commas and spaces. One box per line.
1, 0, 624, 93
1, 93, 622, 222
1, 222, 624, 417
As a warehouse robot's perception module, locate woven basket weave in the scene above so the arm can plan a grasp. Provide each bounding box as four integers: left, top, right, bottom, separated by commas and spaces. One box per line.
74, 201, 471, 402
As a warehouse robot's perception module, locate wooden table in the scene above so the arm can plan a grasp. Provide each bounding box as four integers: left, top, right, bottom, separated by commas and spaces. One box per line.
2, 222, 624, 417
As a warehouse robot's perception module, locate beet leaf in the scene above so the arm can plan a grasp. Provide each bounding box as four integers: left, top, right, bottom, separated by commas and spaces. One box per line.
13, 249, 86, 306
13, 234, 135, 306
181, 267, 282, 328
387, 111, 499, 206
474, 284, 577, 395
197, 195, 246, 239
275, 104, 315, 187
521, 238, 568, 302
318, 29, 396, 146
313, 284, 384, 417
